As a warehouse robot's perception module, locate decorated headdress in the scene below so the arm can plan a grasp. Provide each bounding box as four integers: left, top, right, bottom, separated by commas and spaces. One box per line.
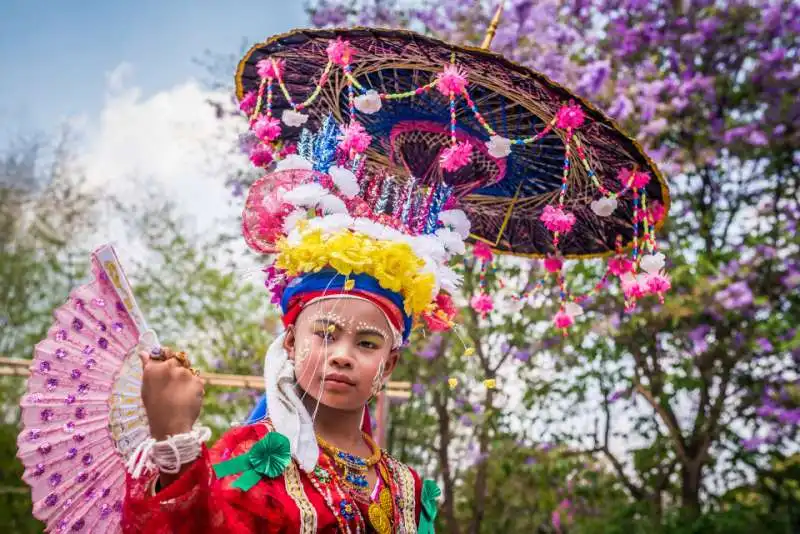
238, 26, 671, 468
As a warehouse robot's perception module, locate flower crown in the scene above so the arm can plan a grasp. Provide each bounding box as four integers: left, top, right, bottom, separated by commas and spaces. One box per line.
242, 115, 466, 333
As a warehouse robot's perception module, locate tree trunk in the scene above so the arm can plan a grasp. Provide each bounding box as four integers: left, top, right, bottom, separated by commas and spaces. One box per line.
434, 388, 459, 534
680, 460, 702, 519
469, 387, 494, 534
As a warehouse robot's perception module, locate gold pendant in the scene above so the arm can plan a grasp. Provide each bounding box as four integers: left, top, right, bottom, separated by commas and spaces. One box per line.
368, 501, 391, 534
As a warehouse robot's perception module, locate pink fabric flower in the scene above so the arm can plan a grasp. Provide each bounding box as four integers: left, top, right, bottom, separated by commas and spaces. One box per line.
553, 310, 574, 329
239, 91, 257, 114
472, 242, 493, 263
543, 256, 563, 273
470, 293, 494, 317
440, 142, 472, 172
436, 64, 469, 96
423, 293, 458, 332
608, 256, 634, 276
249, 145, 274, 167
256, 58, 284, 80
326, 38, 354, 66
253, 116, 282, 142
337, 121, 372, 154
555, 102, 585, 129
540, 205, 576, 234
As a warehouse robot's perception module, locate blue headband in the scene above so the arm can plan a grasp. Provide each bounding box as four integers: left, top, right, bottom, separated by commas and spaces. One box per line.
280, 269, 412, 343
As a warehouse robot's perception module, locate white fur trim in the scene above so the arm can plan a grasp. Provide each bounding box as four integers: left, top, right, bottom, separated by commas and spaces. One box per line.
276, 154, 314, 171
282, 183, 329, 207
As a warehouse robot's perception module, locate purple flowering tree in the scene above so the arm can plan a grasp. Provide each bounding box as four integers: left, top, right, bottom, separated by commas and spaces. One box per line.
308, 0, 800, 530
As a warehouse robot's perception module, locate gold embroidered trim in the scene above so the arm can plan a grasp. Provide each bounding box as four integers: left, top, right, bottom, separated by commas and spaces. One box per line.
387, 456, 418, 533
285, 461, 318, 534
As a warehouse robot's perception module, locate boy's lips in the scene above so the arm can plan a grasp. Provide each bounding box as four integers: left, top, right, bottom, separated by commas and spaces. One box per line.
324, 372, 356, 386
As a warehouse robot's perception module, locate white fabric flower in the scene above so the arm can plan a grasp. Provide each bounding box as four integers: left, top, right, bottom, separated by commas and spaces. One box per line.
354, 90, 382, 114
411, 234, 447, 263
328, 166, 360, 198
435, 228, 467, 256
281, 109, 309, 127
283, 208, 307, 234
308, 214, 354, 234
640, 252, 666, 274
438, 266, 463, 293
282, 183, 328, 207
438, 209, 471, 239
486, 135, 512, 158
276, 154, 314, 171
590, 197, 618, 217
318, 194, 348, 214
565, 301, 584, 317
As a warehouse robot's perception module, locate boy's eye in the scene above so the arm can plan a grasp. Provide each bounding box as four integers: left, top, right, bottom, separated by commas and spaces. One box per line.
358, 337, 383, 350
314, 328, 335, 340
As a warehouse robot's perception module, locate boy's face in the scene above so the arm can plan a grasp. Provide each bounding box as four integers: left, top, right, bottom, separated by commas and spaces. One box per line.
285, 297, 398, 411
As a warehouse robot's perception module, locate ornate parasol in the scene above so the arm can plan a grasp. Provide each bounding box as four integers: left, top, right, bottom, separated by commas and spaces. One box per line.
234, 11, 668, 262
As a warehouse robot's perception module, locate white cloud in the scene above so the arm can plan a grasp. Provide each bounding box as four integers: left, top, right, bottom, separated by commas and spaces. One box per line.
78, 64, 250, 240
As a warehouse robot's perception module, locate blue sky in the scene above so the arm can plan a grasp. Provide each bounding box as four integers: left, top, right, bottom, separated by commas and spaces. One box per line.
0, 0, 307, 145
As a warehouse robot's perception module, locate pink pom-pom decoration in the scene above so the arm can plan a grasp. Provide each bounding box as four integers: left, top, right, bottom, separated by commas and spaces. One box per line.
239, 91, 257, 114
645, 272, 671, 296
540, 205, 577, 234
470, 293, 494, 318
257, 58, 284, 80
249, 145, 274, 167
337, 121, 372, 155
440, 142, 472, 172
553, 310, 575, 330
326, 38, 354, 66
620, 273, 646, 300
555, 102, 586, 129
618, 168, 652, 189
472, 242, 493, 263
608, 256, 634, 276
649, 200, 666, 223
436, 64, 469, 96
544, 256, 563, 273
253, 116, 282, 142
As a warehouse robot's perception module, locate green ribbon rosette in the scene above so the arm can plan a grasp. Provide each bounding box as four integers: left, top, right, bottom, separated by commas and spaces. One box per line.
212, 432, 292, 491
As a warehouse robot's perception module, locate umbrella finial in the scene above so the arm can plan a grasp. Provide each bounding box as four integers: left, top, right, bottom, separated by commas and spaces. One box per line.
480, 2, 505, 49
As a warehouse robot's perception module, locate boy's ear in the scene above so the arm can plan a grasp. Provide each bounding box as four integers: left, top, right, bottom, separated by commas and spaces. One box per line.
381, 349, 400, 381
283, 326, 296, 360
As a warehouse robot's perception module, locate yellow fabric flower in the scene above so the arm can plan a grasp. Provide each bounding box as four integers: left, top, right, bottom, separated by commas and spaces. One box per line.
276, 228, 437, 315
